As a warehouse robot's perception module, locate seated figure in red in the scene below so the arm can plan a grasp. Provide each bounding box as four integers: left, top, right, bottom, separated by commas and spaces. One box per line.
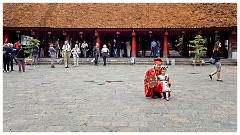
144, 58, 163, 99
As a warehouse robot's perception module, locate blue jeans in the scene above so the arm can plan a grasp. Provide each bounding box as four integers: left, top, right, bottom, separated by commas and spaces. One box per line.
150, 46, 157, 57
94, 54, 99, 65
103, 56, 107, 65
114, 48, 118, 58
50, 54, 55, 66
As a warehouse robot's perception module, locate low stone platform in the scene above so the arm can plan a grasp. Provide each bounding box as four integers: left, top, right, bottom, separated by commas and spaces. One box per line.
26, 57, 237, 66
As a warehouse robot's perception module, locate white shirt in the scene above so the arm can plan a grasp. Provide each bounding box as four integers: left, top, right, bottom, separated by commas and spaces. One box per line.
62, 44, 71, 52
101, 48, 109, 53
71, 47, 80, 55
81, 43, 88, 49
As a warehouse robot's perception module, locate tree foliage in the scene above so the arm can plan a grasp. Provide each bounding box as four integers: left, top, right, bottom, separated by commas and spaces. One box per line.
24, 36, 40, 58
189, 35, 207, 60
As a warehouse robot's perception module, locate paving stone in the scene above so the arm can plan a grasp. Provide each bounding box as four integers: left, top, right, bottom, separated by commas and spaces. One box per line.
3, 64, 237, 132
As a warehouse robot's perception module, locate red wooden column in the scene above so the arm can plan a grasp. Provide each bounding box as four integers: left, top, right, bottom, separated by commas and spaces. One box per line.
163, 31, 169, 57
95, 30, 101, 56
131, 30, 136, 57
95, 30, 100, 49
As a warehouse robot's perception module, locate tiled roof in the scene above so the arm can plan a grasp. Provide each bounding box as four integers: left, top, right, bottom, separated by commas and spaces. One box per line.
3, 3, 237, 28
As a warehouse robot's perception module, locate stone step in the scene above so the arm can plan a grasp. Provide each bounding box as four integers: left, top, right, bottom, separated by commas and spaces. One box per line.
26, 57, 237, 66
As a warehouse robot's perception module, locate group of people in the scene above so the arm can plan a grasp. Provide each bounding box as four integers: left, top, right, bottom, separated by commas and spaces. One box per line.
3, 43, 26, 72
144, 41, 223, 101
61, 41, 110, 68
144, 58, 172, 101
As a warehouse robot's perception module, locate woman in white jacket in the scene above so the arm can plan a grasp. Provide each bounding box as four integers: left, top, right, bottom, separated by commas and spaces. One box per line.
71, 44, 81, 67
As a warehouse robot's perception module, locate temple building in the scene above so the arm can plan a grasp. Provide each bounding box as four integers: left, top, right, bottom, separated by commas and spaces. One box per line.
3, 3, 237, 58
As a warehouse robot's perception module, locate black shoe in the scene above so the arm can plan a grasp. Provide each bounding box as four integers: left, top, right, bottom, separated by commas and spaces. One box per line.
151, 95, 158, 99
11, 69, 14, 71
217, 79, 223, 82
209, 75, 212, 80
51, 66, 55, 68
23, 70, 25, 72
65, 67, 69, 68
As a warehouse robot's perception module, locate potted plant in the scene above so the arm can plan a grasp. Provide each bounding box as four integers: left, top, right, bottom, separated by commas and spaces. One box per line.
189, 35, 207, 65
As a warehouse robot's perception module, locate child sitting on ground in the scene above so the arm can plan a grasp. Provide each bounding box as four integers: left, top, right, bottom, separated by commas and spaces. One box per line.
157, 66, 171, 101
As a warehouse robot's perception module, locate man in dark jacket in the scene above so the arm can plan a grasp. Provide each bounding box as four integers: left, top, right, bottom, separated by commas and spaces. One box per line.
93, 43, 100, 66
16, 45, 25, 72
3, 44, 11, 72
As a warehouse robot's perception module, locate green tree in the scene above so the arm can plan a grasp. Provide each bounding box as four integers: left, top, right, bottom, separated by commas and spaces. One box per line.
189, 35, 207, 60
24, 36, 40, 58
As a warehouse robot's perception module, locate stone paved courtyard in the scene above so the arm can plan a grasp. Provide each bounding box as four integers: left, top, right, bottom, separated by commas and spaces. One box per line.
3, 64, 237, 132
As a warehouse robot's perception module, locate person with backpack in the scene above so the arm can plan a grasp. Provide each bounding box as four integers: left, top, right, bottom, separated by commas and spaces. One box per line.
32, 44, 39, 67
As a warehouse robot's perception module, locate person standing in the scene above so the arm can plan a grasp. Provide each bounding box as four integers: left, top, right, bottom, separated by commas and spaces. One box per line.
32, 43, 39, 67
55, 43, 60, 59
156, 40, 161, 58
40, 47, 45, 58
150, 39, 157, 58
81, 40, 88, 58
49, 43, 56, 68
93, 43, 100, 66
125, 40, 131, 57
16, 45, 25, 72
3, 44, 11, 72
209, 41, 223, 82
9, 43, 17, 71
62, 41, 71, 68
113, 39, 119, 58
144, 58, 164, 99
119, 40, 124, 58
101, 44, 109, 66
157, 67, 171, 101
71, 44, 81, 67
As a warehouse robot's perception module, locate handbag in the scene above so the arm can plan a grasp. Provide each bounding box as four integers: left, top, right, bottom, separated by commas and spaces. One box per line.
209, 57, 216, 64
